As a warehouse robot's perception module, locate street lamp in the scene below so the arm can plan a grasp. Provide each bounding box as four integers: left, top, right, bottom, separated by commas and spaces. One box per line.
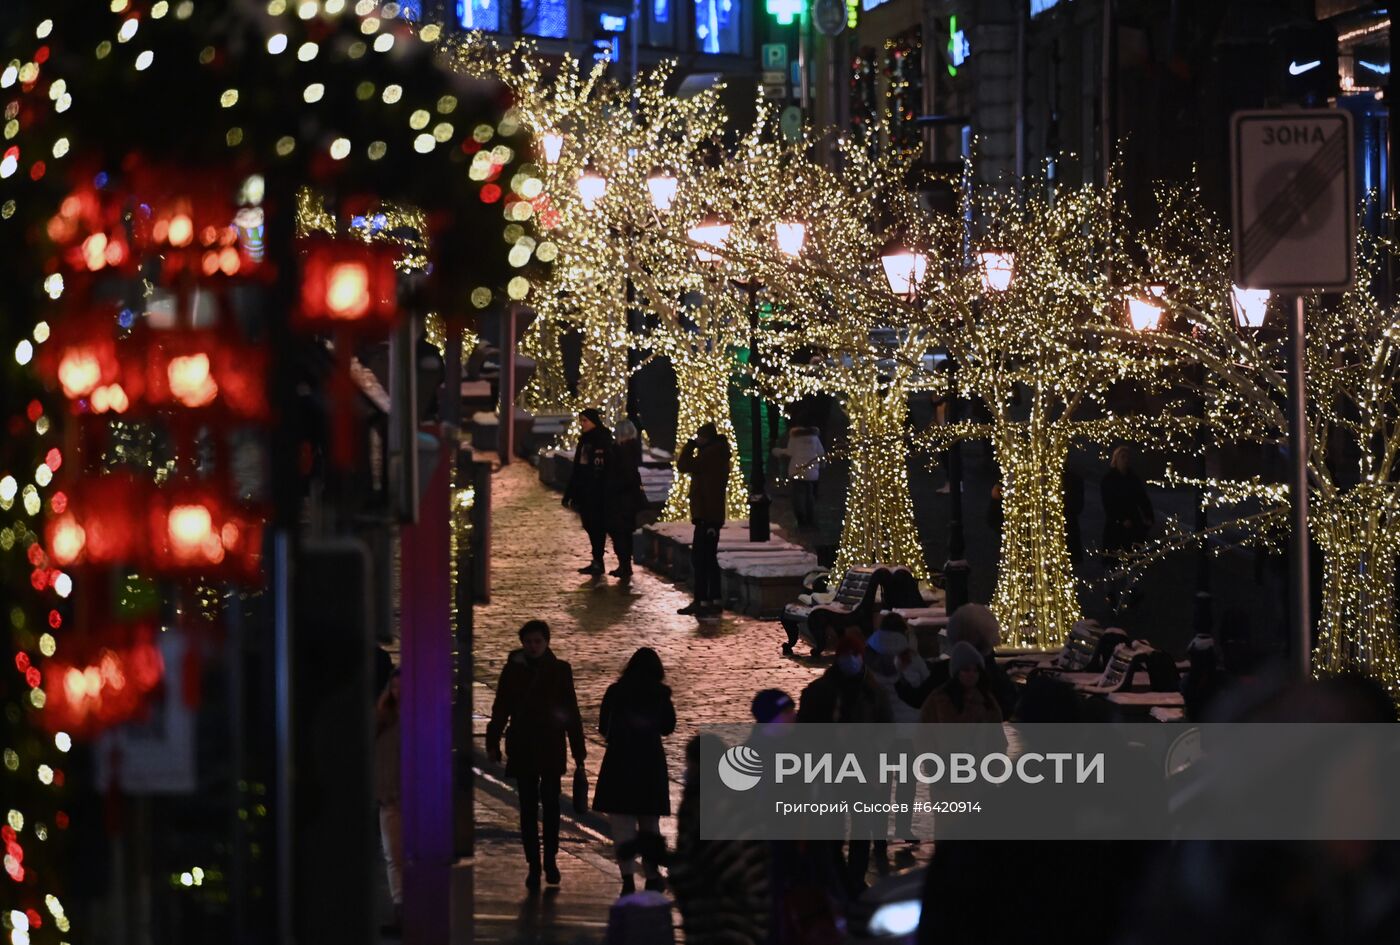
688, 214, 732, 264
880, 240, 929, 301
1125, 284, 1168, 332
541, 130, 564, 166
576, 169, 607, 212
646, 169, 678, 213
976, 249, 1015, 294
775, 221, 807, 259
1230, 285, 1271, 329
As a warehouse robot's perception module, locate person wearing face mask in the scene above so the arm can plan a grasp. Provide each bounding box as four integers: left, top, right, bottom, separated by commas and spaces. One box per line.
797, 634, 892, 895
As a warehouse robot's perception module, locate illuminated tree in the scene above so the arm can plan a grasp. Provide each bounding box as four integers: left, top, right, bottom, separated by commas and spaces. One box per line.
1135, 190, 1400, 696
897, 182, 1192, 649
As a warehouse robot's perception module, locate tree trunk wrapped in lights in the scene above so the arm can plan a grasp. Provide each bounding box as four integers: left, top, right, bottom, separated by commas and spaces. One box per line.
517, 314, 572, 418
658, 346, 747, 523
991, 426, 1077, 647
836, 382, 927, 578
1312, 492, 1400, 686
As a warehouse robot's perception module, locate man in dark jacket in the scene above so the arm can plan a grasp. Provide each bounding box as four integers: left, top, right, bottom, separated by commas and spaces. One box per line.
797, 634, 893, 894
564, 408, 623, 576
486, 620, 587, 890
675, 422, 731, 616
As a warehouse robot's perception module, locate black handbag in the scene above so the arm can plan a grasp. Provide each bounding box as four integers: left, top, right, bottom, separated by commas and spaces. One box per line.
572, 766, 589, 813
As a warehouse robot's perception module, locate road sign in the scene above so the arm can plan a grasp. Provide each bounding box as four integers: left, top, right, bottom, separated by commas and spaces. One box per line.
814, 0, 846, 35
1230, 109, 1355, 291
762, 70, 786, 85
762, 43, 788, 72
762, 81, 787, 101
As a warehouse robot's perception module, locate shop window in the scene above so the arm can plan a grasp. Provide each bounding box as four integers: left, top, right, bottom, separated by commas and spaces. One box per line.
695, 0, 742, 54
521, 0, 569, 37
885, 27, 922, 152
457, 0, 501, 31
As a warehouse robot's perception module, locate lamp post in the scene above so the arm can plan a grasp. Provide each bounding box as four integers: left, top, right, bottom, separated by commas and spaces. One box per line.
688, 216, 805, 542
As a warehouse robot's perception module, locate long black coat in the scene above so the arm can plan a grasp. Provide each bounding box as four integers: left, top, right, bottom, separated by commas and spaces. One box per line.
1100, 467, 1153, 553
486, 649, 586, 779
593, 679, 676, 815
565, 426, 618, 526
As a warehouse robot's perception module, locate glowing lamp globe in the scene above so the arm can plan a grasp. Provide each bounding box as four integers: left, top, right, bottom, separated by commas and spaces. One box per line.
976, 249, 1015, 293
325, 262, 372, 320
576, 171, 607, 212
1230, 285, 1271, 329
880, 242, 928, 301
541, 131, 564, 165
646, 170, 678, 212
48, 515, 86, 566
1125, 284, 1168, 332
775, 221, 807, 259
689, 215, 732, 264
168, 504, 216, 559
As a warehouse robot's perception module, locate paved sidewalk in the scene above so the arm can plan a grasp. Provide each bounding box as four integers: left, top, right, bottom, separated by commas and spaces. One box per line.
473, 461, 828, 826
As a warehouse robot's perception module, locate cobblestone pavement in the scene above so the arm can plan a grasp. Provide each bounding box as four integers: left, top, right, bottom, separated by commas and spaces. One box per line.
472, 460, 829, 825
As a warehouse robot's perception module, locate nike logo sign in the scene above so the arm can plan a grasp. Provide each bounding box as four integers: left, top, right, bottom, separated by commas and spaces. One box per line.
1288, 59, 1321, 76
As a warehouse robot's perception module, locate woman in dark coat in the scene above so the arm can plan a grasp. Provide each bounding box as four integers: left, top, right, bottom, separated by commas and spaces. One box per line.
486, 620, 587, 890
563, 408, 621, 576
594, 646, 676, 894
608, 420, 648, 578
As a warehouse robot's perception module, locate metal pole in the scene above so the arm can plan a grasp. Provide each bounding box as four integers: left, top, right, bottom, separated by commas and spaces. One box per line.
1286, 295, 1311, 678
748, 283, 770, 542
943, 123, 974, 614
1193, 360, 1211, 635
499, 304, 517, 464
798, 3, 810, 111
272, 531, 293, 945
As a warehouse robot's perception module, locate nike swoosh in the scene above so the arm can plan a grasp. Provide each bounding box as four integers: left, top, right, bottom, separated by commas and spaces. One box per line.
1288, 59, 1322, 76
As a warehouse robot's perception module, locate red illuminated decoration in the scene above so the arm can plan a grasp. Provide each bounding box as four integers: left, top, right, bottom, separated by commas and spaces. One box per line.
34, 302, 131, 405
297, 237, 399, 329
40, 625, 165, 738
43, 474, 148, 567
141, 328, 268, 420
148, 486, 264, 583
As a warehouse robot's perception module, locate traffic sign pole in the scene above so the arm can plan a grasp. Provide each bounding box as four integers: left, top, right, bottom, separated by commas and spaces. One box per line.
1286, 295, 1311, 679
1231, 108, 1354, 681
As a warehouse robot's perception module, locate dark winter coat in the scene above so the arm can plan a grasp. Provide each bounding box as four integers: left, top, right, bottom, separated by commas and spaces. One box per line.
610, 437, 648, 528
672, 774, 771, 945
677, 435, 731, 525
1100, 467, 1153, 552
565, 426, 618, 522
796, 666, 893, 724
593, 679, 676, 815
486, 648, 586, 779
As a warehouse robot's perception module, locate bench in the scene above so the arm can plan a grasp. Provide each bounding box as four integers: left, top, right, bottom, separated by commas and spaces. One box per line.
779, 564, 923, 657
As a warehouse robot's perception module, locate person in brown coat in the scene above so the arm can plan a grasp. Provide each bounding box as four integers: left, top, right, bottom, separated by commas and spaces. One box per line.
920, 642, 1005, 724
675, 422, 731, 616
486, 620, 587, 890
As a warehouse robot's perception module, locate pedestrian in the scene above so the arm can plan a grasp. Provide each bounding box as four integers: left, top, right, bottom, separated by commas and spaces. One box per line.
865, 613, 929, 845
485, 620, 587, 890
594, 647, 676, 895
375, 671, 403, 937
1065, 467, 1085, 567
772, 423, 825, 529
563, 408, 620, 577
1101, 446, 1154, 610
676, 422, 731, 617
898, 603, 1017, 720
797, 633, 892, 894
608, 420, 648, 579
671, 733, 772, 945
920, 642, 1004, 725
